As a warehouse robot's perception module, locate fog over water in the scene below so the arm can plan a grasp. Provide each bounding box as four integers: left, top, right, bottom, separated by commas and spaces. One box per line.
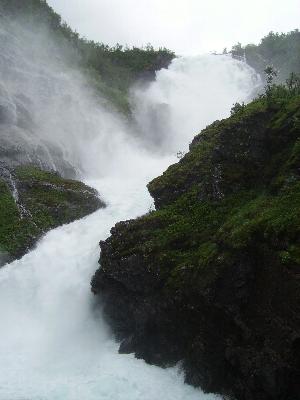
0, 12, 260, 400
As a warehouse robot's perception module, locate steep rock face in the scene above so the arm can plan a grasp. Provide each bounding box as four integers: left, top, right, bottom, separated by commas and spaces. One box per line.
0, 16, 78, 178
147, 105, 276, 209
92, 94, 300, 400
0, 165, 105, 264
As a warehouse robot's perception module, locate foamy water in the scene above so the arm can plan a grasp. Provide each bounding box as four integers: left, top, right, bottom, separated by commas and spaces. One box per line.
0, 165, 220, 400
0, 16, 260, 398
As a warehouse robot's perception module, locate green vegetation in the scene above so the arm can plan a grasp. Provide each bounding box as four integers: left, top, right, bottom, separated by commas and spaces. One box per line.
104, 78, 300, 294
91, 69, 300, 400
0, 0, 175, 114
0, 180, 24, 259
0, 166, 103, 262
231, 30, 300, 82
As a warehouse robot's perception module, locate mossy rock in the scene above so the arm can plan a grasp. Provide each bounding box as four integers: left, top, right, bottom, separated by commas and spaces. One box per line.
92, 93, 300, 400
96, 94, 300, 301
0, 166, 105, 264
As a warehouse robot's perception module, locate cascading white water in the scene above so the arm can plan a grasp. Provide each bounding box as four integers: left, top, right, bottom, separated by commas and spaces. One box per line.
132, 54, 261, 152
0, 14, 261, 400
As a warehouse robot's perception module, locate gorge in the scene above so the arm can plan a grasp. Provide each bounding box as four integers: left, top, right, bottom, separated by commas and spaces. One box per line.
0, 1, 300, 400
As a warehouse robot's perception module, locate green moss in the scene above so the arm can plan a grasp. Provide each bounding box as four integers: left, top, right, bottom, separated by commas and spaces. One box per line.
0, 180, 24, 253
106, 92, 300, 296
279, 245, 300, 265
148, 97, 276, 209
15, 165, 87, 189
0, 166, 103, 262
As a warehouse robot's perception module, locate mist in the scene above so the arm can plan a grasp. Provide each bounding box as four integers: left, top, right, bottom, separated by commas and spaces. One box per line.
0, 4, 262, 399
0, 10, 262, 178
132, 55, 260, 152
0, 13, 138, 179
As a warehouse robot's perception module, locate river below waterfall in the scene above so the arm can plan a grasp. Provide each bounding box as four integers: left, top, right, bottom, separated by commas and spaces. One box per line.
0, 164, 221, 400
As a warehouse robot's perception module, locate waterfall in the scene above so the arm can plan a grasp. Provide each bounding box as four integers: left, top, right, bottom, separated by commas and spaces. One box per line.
131, 54, 261, 152
0, 13, 260, 400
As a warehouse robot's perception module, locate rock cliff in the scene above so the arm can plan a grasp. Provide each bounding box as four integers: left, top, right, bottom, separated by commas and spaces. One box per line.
92, 93, 300, 400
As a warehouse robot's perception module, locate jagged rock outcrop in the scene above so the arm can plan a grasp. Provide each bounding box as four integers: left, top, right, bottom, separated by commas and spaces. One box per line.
92, 94, 300, 400
0, 165, 105, 265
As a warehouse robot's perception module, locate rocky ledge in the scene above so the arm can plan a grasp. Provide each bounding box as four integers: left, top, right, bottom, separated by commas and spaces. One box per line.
0, 165, 105, 265
92, 92, 300, 400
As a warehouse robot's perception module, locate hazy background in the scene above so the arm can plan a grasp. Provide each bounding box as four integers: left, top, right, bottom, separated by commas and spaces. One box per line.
47, 0, 300, 55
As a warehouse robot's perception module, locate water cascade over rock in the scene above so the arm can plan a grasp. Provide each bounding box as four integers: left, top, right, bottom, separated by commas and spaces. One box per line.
0, 8, 261, 399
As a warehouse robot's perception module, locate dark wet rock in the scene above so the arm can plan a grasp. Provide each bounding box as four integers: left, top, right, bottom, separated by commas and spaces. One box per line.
148, 106, 276, 210
92, 96, 300, 400
0, 250, 12, 265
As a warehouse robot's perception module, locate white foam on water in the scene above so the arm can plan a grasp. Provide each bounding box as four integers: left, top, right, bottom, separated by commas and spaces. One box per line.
0, 165, 218, 400
0, 15, 261, 400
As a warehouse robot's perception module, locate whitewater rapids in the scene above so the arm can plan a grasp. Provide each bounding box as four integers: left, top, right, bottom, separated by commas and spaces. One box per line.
0, 161, 223, 400
0, 17, 261, 398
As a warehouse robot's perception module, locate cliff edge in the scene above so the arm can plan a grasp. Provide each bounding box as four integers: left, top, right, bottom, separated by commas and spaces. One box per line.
92, 90, 300, 399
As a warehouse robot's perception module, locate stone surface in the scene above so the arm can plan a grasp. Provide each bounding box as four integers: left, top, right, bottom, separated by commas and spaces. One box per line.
92, 95, 300, 400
